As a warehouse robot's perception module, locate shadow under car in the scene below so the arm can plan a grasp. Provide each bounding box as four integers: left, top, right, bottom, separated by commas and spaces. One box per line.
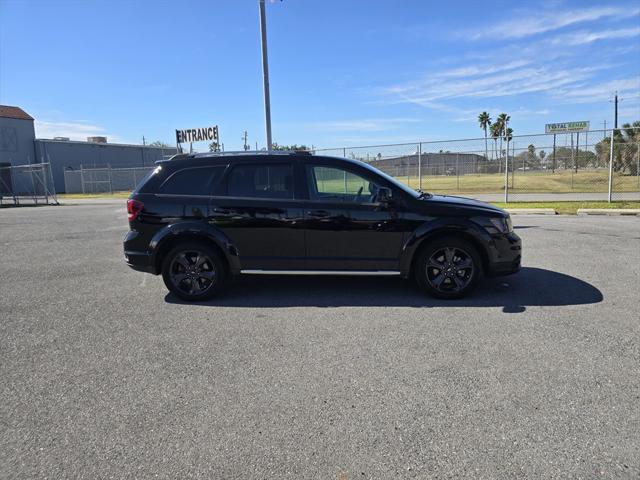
164, 267, 603, 312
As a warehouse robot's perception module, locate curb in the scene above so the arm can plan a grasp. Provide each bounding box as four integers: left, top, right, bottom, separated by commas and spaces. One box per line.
506, 208, 557, 215
577, 209, 640, 216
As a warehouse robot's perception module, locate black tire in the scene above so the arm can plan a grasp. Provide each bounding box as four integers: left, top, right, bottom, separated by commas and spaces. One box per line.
414, 236, 482, 299
161, 241, 227, 301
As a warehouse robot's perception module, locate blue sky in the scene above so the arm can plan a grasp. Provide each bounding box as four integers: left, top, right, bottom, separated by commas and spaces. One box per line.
1, 0, 639, 150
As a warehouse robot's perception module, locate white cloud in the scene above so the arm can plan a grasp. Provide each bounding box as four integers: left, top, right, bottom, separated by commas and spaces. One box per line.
556, 77, 640, 104
550, 27, 640, 45
451, 108, 550, 123
382, 65, 595, 104
35, 120, 120, 142
469, 6, 633, 40
435, 60, 531, 78
305, 118, 421, 132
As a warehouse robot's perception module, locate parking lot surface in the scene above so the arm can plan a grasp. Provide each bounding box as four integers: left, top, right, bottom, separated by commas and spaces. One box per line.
1, 204, 639, 479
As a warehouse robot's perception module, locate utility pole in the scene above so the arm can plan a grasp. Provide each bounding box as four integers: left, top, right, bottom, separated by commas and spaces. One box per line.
552, 134, 556, 173
575, 132, 579, 173
259, 0, 273, 151
503, 118, 509, 203
242, 131, 249, 151
610, 92, 622, 130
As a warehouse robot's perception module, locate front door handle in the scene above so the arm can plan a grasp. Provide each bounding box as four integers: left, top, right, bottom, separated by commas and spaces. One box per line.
307, 209, 330, 218
212, 207, 234, 215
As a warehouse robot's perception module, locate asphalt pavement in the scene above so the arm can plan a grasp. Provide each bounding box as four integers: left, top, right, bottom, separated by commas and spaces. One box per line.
1, 204, 639, 479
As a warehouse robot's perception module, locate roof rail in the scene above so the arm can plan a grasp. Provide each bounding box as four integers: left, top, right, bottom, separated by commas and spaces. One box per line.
189, 150, 312, 158
156, 150, 313, 163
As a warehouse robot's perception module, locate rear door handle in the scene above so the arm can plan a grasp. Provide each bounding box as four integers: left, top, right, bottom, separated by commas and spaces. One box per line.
307, 209, 330, 218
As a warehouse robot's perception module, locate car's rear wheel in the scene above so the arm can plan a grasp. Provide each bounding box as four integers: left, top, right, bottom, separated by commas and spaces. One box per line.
161, 242, 226, 301
414, 237, 482, 299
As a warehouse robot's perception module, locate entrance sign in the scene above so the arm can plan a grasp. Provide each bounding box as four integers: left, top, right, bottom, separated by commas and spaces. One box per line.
545, 121, 589, 134
175, 125, 219, 144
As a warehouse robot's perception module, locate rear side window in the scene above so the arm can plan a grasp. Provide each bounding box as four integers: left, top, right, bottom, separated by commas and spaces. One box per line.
227, 163, 294, 199
159, 166, 224, 195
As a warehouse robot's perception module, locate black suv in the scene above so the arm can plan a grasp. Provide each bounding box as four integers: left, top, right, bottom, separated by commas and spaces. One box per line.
124, 152, 521, 301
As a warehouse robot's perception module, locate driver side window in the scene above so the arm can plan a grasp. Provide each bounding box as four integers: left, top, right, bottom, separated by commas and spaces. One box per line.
307, 165, 379, 203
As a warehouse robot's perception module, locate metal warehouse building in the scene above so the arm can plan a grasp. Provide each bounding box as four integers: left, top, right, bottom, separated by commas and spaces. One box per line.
0, 105, 177, 193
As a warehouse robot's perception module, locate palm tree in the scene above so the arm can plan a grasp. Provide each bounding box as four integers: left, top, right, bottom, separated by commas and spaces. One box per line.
621, 121, 640, 174
478, 112, 491, 161
539, 150, 546, 168
504, 127, 513, 146
490, 122, 500, 162
495, 113, 511, 164
497, 113, 510, 130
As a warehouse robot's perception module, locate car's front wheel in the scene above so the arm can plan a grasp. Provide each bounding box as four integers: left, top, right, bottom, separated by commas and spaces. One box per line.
161, 242, 227, 301
414, 237, 482, 299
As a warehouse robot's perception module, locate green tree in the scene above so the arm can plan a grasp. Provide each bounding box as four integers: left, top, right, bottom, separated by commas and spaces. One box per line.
478, 112, 492, 160
621, 121, 640, 175
595, 121, 640, 173
272, 143, 310, 151
526, 144, 536, 169
148, 140, 171, 148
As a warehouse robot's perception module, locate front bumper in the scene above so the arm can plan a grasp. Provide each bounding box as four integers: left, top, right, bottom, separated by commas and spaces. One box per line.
486, 231, 522, 277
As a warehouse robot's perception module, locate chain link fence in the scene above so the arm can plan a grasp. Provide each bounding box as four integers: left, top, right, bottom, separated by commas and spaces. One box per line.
0, 162, 58, 206
61, 129, 639, 202
314, 128, 640, 202
64, 165, 155, 194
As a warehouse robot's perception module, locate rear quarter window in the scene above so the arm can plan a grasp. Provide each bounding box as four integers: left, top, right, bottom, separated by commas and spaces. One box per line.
159, 166, 225, 195
133, 165, 163, 194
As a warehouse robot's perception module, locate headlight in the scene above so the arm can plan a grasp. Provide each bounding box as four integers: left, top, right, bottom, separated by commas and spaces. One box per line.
474, 216, 513, 234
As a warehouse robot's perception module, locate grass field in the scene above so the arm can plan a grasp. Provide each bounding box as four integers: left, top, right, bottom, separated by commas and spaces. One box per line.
399, 169, 640, 193
56, 168, 639, 201
494, 201, 640, 215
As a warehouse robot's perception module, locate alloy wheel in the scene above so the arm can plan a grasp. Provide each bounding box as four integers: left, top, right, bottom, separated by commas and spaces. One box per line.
169, 250, 217, 296
426, 247, 474, 293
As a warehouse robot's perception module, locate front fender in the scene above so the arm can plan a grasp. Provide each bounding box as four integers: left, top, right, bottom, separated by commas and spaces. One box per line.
398, 217, 493, 276
149, 221, 241, 275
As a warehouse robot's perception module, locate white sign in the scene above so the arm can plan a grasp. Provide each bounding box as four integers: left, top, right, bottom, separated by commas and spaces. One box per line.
545, 121, 590, 134
176, 125, 218, 144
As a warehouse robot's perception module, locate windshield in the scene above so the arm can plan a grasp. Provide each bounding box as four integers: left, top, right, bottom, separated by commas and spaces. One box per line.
357, 160, 422, 198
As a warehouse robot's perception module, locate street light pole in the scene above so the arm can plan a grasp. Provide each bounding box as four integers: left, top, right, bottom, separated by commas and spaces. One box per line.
259, 0, 273, 151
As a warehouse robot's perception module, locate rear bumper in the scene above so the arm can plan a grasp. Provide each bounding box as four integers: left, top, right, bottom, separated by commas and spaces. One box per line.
487, 231, 522, 277
124, 229, 157, 274
124, 250, 156, 274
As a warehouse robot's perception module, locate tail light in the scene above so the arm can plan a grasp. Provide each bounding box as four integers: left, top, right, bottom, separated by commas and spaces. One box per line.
127, 199, 144, 221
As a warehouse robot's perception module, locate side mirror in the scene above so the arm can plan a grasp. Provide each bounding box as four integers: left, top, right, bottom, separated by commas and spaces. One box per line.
377, 187, 392, 204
